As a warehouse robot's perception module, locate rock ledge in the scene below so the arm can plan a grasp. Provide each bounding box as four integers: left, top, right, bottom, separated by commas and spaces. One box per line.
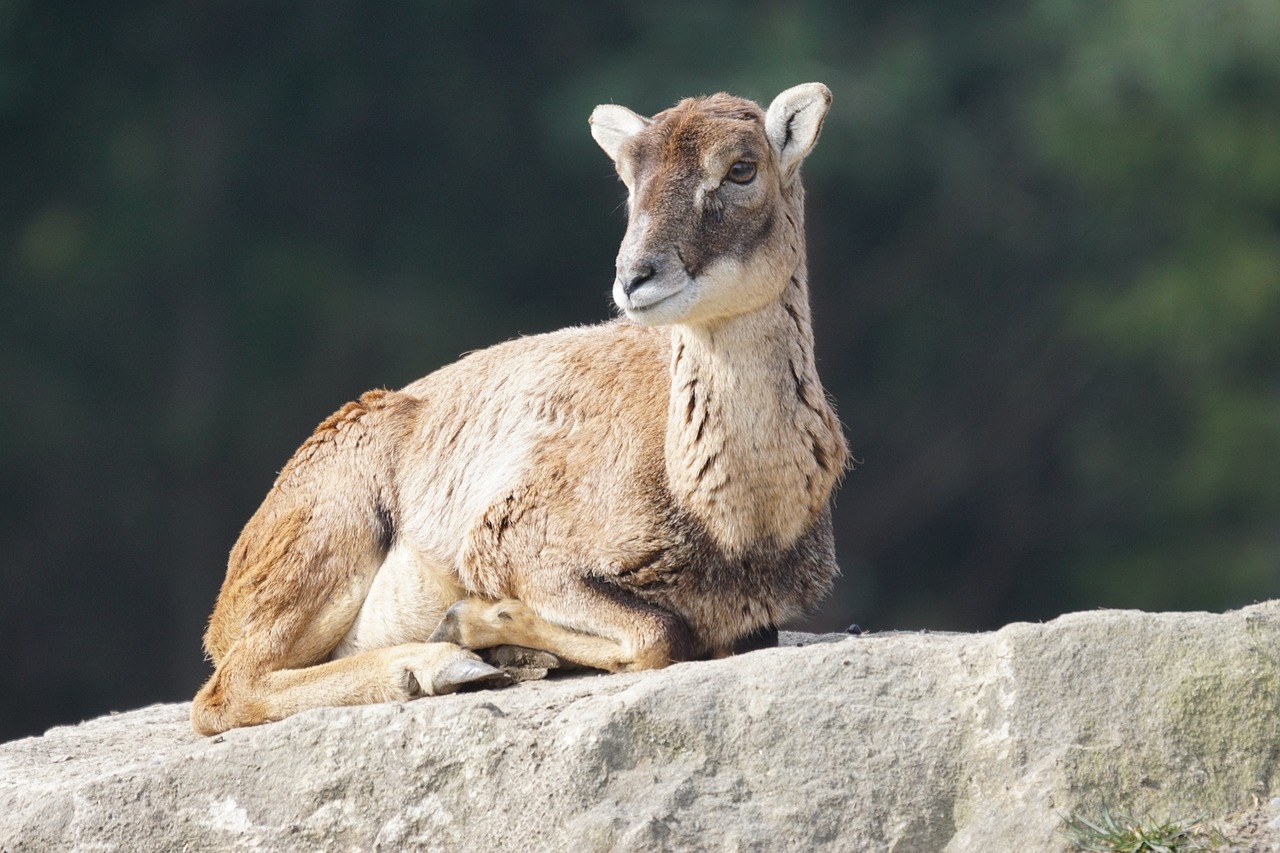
2, 603, 1278, 851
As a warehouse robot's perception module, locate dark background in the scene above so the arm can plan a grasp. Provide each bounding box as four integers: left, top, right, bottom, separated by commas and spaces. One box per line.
3, 0, 1278, 742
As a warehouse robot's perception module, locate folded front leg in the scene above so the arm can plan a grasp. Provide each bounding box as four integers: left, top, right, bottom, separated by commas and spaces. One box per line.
428, 577, 692, 673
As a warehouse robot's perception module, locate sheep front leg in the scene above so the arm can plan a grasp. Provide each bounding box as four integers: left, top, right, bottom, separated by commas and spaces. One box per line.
428, 579, 692, 673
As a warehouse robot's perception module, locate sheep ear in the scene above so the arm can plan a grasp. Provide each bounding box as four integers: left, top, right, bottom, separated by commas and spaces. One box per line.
590, 104, 651, 162
765, 83, 832, 182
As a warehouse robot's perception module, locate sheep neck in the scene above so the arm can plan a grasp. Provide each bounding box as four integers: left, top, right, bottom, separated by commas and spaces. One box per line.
665, 259, 845, 557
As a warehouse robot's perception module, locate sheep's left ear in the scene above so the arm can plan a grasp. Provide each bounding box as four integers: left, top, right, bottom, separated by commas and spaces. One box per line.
765, 83, 832, 183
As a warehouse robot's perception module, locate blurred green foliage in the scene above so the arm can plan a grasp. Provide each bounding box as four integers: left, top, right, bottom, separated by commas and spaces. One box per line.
1, 0, 1277, 740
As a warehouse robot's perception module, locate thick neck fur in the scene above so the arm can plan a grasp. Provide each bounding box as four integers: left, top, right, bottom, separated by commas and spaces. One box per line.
665, 186, 847, 556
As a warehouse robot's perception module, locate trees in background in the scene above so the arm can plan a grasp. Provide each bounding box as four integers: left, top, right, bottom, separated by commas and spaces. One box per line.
2, 0, 1277, 740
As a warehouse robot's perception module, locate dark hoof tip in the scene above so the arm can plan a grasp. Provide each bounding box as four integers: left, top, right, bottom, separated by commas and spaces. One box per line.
483, 645, 562, 670
432, 659, 511, 695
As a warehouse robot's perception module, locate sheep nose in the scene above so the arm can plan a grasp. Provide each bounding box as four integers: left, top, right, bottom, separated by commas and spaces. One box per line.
621, 263, 656, 296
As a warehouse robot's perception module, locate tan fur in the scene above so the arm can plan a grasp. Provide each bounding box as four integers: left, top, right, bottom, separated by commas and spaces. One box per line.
191, 84, 848, 735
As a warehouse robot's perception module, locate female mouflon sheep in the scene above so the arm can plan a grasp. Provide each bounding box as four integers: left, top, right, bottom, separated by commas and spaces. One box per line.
191, 83, 848, 735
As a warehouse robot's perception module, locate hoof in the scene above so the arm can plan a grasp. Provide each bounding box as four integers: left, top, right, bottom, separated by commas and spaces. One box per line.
427, 601, 467, 645
431, 657, 512, 695
500, 667, 551, 683
477, 646, 562, 683
483, 645, 563, 671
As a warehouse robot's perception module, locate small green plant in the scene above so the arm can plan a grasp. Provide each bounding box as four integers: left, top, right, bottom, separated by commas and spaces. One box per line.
1058, 802, 1231, 852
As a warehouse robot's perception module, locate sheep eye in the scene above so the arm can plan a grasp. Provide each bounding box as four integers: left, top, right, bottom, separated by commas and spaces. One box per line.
726, 161, 757, 184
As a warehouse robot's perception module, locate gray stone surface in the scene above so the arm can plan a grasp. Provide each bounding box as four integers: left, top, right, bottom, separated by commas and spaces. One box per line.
3, 603, 1279, 851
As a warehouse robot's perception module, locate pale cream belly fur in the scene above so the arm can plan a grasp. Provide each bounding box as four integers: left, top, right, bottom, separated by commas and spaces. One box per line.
332, 543, 465, 658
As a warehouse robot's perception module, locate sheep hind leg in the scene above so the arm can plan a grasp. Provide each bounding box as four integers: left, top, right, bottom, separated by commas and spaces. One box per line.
191, 641, 511, 736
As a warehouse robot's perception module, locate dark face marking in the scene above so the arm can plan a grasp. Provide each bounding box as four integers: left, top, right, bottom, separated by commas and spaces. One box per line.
619, 95, 786, 281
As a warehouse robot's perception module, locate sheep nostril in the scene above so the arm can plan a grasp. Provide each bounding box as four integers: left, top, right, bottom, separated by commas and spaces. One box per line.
622, 264, 656, 296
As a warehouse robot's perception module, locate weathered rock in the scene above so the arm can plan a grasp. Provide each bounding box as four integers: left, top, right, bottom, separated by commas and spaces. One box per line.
2, 603, 1278, 852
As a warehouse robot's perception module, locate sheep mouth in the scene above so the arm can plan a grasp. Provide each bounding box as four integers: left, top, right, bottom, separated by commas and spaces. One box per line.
624, 280, 685, 312
613, 269, 693, 319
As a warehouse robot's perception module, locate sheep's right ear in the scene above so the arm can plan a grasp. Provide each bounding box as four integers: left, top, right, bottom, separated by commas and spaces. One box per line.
590, 104, 650, 162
